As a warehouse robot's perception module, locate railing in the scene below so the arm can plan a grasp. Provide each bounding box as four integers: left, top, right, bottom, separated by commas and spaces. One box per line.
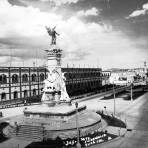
0, 86, 128, 109
0, 96, 41, 109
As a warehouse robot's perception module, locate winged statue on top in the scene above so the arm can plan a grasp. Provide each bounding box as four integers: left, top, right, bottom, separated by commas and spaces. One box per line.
45, 26, 60, 45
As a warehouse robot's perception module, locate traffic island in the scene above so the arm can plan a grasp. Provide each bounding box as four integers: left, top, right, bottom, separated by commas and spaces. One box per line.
96, 111, 127, 140
96, 111, 126, 128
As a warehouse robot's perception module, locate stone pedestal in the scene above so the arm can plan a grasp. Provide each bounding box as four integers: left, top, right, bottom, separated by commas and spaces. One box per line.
42, 100, 56, 107
55, 92, 61, 103
41, 46, 70, 104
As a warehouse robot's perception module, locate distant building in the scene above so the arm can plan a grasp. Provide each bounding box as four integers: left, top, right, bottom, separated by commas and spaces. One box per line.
0, 67, 102, 104
109, 68, 147, 86
109, 70, 135, 86
102, 71, 111, 86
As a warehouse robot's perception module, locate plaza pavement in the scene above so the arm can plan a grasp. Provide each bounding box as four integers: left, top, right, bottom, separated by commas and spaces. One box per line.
0, 92, 147, 148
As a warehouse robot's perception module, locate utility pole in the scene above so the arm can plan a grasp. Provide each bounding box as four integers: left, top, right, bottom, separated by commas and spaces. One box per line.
9, 48, 12, 67
113, 82, 116, 116
144, 61, 147, 83
75, 102, 81, 148
36, 49, 38, 67
22, 60, 24, 67
105, 78, 107, 92
33, 61, 35, 68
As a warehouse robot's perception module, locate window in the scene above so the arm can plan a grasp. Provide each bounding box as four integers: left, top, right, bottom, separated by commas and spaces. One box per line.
31, 74, 37, 82
32, 89, 36, 96
40, 73, 45, 81
69, 73, 72, 79
12, 74, 19, 83
3, 75, 7, 83
24, 90, 28, 98
1, 93, 6, 100
13, 91, 18, 99
22, 74, 28, 83
0, 74, 7, 84
0, 75, 2, 82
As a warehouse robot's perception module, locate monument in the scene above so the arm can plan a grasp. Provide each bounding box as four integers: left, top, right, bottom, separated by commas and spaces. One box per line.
45, 26, 59, 45
3, 26, 103, 146
42, 26, 70, 106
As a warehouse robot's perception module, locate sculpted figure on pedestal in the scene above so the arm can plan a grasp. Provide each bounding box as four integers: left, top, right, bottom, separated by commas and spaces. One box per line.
45, 26, 59, 45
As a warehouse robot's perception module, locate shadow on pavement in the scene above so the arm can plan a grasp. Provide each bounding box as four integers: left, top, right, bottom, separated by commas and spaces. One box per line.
0, 122, 9, 143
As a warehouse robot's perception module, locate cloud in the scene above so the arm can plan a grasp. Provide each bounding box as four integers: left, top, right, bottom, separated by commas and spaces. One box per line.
0, 0, 103, 62
8, 0, 27, 7
127, 3, 148, 18
0, 0, 147, 68
143, 3, 148, 10
128, 9, 146, 18
0, 56, 11, 65
40, 0, 79, 6
77, 7, 99, 17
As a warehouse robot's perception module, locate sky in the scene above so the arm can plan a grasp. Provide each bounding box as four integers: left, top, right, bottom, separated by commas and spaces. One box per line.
0, 0, 148, 69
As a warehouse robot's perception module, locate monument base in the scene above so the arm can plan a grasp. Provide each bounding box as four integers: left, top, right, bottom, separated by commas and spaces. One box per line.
42, 100, 56, 107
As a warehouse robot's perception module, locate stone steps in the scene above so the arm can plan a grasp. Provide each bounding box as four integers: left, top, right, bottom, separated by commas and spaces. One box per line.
9, 125, 43, 141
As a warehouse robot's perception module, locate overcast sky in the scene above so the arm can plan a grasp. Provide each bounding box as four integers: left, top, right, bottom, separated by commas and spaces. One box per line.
0, 0, 148, 69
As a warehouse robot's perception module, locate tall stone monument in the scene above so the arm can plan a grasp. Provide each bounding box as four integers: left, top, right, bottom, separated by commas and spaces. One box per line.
3, 26, 102, 143
42, 26, 70, 106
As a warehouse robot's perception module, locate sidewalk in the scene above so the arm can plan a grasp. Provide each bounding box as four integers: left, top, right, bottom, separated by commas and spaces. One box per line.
0, 104, 41, 122
106, 126, 127, 137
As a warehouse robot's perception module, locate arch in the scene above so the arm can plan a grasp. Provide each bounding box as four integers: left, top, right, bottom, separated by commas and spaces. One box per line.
13, 91, 18, 99
12, 74, 19, 83
22, 74, 28, 83
0, 74, 7, 84
31, 74, 37, 82
32, 89, 36, 96
69, 73, 72, 79
97, 72, 101, 77
40, 73, 45, 81
3, 74, 7, 83
64, 73, 69, 79
0, 75, 2, 83
24, 90, 28, 98
1, 93, 6, 100
41, 87, 44, 92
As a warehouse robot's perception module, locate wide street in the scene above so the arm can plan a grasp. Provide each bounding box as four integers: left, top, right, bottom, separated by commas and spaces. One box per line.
91, 92, 148, 148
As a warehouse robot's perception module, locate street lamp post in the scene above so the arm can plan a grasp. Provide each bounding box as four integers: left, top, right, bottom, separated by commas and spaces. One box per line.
105, 78, 107, 92
104, 106, 107, 114
113, 83, 116, 116
131, 83, 133, 101
75, 102, 81, 148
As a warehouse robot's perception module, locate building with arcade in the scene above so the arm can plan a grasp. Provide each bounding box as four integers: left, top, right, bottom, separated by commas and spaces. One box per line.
0, 66, 102, 105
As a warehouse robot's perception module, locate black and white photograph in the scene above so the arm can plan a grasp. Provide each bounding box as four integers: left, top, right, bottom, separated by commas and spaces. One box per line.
0, 0, 148, 147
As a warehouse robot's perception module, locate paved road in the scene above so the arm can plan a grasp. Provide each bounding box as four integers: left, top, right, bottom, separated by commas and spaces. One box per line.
92, 92, 148, 148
